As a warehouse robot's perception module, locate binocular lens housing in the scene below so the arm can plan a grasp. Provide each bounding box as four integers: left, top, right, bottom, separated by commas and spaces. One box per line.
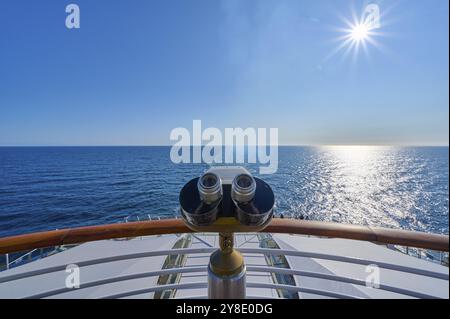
198, 172, 222, 204
179, 167, 274, 230
231, 174, 256, 204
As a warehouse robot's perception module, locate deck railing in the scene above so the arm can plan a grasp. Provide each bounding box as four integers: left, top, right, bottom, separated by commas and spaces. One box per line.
0, 247, 447, 299
0, 218, 448, 255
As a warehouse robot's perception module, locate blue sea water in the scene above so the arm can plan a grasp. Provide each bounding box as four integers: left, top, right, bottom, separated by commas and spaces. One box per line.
0, 146, 448, 237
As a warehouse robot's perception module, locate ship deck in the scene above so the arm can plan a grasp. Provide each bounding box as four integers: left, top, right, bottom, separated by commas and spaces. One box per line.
0, 233, 448, 299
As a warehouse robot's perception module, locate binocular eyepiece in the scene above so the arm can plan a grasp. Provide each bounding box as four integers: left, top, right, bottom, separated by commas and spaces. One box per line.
231, 174, 256, 204
197, 172, 223, 204
179, 167, 274, 231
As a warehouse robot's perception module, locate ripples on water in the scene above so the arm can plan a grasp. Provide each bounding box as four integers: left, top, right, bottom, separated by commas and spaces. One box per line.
0, 146, 448, 237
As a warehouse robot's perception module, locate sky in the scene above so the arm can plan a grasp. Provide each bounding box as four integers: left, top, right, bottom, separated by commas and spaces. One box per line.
0, 0, 448, 146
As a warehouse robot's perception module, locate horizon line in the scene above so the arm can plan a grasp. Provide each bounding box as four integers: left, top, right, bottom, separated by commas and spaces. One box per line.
0, 144, 448, 148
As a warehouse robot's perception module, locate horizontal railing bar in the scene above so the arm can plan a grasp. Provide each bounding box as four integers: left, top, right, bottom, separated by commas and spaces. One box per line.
22, 263, 441, 299
247, 282, 362, 299
99, 282, 209, 299
0, 219, 447, 255
24, 266, 208, 299
1, 247, 447, 285
0, 248, 214, 284
0, 219, 190, 255
240, 248, 449, 281
246, 266, 440, 299
99, 282, 362, 300
270, 219, 449, 252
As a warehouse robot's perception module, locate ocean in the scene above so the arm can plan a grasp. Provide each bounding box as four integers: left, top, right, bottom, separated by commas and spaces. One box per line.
0, 146, 448, 238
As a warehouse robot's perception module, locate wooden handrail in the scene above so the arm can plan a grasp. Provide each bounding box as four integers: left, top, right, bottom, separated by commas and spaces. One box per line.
0, 219, 448, 254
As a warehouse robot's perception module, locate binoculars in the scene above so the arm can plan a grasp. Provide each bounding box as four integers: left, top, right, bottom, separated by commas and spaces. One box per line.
179, 167, 275, 232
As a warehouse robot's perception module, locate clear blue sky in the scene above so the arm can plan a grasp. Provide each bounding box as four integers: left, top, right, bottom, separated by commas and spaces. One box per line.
0, 0, 448, 146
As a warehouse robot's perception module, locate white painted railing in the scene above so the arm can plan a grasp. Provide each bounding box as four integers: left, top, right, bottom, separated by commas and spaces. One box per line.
1, 247, 447, 299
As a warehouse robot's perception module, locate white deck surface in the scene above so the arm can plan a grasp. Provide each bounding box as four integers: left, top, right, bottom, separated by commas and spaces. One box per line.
275, 234, 448, 299
0, 233, 448, 299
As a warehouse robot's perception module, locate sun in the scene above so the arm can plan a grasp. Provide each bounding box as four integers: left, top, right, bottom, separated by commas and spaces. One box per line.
324, 5, 385, 65
329, 20, 377, 62
350, 23, 370, 42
